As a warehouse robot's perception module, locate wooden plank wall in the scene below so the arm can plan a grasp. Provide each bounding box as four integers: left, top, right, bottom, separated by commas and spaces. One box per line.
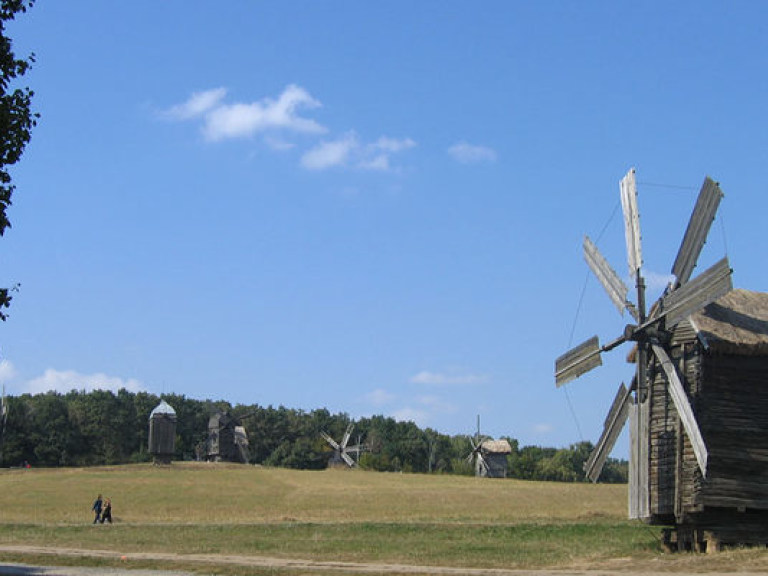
697, 354, 768, 510
649, 339, 703, 523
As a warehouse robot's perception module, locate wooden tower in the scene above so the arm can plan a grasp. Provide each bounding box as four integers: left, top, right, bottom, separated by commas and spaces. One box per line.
148, 400, 176, 465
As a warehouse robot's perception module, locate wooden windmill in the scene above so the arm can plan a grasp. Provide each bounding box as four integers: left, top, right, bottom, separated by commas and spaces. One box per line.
207, 410, 250, 464
466, 416, 511, 478
321, 423, 364, 468
555, 168, 747, 547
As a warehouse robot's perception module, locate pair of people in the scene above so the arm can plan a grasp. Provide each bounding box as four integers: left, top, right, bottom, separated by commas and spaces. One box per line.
91, 494, 113, 524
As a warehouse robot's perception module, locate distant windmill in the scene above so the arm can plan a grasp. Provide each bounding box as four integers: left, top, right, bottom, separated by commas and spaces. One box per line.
466, 415, 512, 478
321, 423, 365, 468
207, 411, 251, 464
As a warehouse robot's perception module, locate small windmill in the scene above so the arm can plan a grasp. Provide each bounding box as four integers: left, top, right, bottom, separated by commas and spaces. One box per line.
465, 415, 512, 478
555, 169, 732, 521
321, 423, 364, 468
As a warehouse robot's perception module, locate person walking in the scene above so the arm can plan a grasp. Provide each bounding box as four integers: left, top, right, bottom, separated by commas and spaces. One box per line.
92, 494, 103, 524
100, 498, 112, 524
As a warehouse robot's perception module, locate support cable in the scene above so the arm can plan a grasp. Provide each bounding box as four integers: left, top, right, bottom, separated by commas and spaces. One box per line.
563, 200, 621, 444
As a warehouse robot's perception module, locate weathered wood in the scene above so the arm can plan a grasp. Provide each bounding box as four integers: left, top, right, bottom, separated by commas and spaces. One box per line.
583, 236, 637, 320
652, 344, 708, 476
620, 168, 642, 278
555, 336, 602, 386
671, 176, 723, 287
585, 382, 631, 482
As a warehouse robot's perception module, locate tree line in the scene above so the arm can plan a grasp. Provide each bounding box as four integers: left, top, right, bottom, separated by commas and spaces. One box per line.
0, 389, 627, 482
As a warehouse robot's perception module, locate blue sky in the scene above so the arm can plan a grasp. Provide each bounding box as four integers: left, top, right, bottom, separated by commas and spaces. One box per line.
1, 2, 767, 456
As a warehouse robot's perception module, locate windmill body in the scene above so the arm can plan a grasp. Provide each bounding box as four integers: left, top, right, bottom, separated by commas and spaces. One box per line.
465, 417, 512, 478
474, 439, 512, 478
554, 170, 768, 549
207, 411, 250, 464
148, 400, 176, 465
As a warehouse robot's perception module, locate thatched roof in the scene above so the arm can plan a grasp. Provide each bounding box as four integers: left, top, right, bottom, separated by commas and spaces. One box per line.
691, 289, 768, 356
480, 439, 512, 454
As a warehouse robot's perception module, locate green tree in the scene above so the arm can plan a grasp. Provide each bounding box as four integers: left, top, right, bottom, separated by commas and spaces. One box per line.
0, 0, 37, 319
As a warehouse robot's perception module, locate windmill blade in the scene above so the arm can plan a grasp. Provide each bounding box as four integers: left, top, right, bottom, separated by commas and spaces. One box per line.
341, 423, 354, 450
340, 450, 356, 467
584, 236, 638, 320
476, 451, 488, 475
671, 177, 723, 287
321, 431, 340, 451
555, 336, 602, 386
620, 168, 643, 280
651, 344, 708, 476
660, 257, 732, 327
584, 382, 632, 482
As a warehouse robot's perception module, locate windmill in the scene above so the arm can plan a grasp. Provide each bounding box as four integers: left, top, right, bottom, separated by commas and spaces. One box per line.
555, 168, 733, 524
207, 410, 251, 464
321, 423, 364, 468
465, 416, 511, 478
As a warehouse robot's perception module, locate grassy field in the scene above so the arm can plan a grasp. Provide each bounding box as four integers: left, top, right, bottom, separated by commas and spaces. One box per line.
1, 463, 767, 574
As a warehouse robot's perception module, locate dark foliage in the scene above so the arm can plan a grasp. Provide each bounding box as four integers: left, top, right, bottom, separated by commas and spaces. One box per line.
0, 388, 628, 483
0, 0, 36, 320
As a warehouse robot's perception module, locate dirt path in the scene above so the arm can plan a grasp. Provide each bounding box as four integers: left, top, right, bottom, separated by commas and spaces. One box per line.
3, 545, 768, 576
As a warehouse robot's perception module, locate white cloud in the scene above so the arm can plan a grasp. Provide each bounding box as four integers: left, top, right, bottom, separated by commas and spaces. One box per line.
22, 369, 144, 395
447, 141, 498, 164
410, 370, 487, 386
164, 87, 227, 120
416, 394, 457, 414
0, 359, 17, 384
301, 132, 358, 170
165, 84, 326, 141
204, 85, 325, 140
165, 86, 415, 172
301, 133, 417, 172
534, 423, 553, 434
372, 136, 416, 153
263, 135, 295, 151
358, 154, 390, 171
392, 406, 429, 425
366, 388, 396, 406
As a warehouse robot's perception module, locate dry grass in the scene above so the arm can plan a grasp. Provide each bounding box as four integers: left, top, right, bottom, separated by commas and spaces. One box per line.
1, 463, 768, 573
0, 462, 628, 525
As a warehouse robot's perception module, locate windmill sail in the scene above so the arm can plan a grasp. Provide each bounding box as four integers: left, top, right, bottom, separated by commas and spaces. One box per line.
555, 336, 602, 386
321, 431, 340, 451
651, 344, 708, 475
661, 257, 732, 327
620, 168, 642, 279
585, 382, 632, 482
341, 423, 353, 451
584, 236, 638, 320
671, 177, 723, 287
